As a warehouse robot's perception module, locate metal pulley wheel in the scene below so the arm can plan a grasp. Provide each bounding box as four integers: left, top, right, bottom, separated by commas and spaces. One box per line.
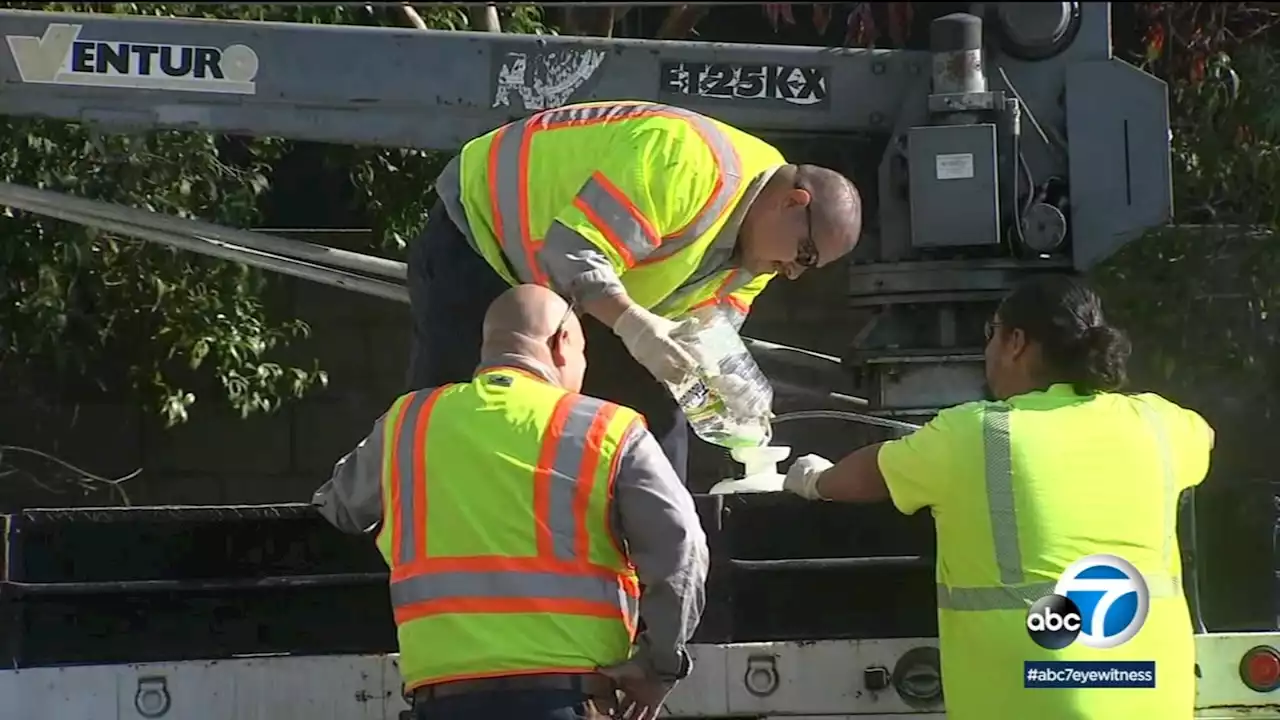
1019, 202, 1068, 253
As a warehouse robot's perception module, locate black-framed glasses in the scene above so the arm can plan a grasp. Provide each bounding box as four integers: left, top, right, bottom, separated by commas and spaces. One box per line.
984, 319, 1001, 342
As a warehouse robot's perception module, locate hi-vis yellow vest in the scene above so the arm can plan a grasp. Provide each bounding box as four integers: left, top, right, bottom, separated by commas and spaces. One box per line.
455, 100, 787, 323
891, 386, 1205, 720
376, 366, 642, 691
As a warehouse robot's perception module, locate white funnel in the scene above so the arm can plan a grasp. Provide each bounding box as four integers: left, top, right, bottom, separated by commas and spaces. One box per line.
708, 445, 792, 495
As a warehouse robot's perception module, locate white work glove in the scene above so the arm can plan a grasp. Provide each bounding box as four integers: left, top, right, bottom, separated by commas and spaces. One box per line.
783, 454, 835, 501
612, 304, 697, 385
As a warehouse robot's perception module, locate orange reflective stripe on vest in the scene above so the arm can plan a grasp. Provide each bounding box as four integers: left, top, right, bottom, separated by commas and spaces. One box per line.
685, 269, 754, 313
385, 388, 640, 631
654, 265, 756, 325
487, 102, 746, 283
388, 386, 448, 566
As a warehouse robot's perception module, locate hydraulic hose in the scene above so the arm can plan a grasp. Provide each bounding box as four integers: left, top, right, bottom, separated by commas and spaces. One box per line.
772, 409, 922, 433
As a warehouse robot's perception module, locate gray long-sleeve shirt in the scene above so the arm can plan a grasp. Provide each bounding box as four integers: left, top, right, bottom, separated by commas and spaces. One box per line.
312, 354, 709, 677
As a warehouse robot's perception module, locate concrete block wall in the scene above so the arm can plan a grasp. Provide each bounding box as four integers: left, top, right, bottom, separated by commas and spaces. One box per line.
0, 231, 857, 510
0, 232, 404, 510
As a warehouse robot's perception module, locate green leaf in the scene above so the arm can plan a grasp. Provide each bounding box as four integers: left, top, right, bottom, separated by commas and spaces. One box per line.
0, 1, 552, 426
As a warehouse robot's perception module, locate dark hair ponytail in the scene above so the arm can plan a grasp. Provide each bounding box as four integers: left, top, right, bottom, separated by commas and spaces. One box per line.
1074, 325, 1131, 393
998, 275, 1131, 394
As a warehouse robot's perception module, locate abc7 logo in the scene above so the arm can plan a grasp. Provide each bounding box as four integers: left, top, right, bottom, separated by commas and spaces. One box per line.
1025, 554, 1150, 650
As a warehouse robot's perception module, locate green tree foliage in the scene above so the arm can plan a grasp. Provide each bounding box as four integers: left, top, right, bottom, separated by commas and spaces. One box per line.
1090, 3, 1280, 403
0, 3, 549, 426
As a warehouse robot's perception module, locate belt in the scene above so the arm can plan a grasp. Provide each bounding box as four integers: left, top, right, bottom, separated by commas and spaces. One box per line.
412, 672, 615, 702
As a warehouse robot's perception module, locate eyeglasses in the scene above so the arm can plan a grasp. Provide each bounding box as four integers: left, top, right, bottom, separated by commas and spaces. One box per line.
984, 320, 1001, 342
795, 183, 819, 269
549, 302, 575, 353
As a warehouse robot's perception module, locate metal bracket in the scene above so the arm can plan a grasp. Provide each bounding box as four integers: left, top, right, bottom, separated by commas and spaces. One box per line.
927, 89, 1006, 114
743, 654, 780, 697
134, 675, 172, 718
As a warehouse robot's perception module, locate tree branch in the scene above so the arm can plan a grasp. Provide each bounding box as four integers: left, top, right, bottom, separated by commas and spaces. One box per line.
468, 4, 502, 33
0, 444, 140, 505
399, 4, 428, 31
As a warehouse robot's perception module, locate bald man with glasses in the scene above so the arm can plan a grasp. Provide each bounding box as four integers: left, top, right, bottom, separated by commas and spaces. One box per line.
407, 100, 864, 486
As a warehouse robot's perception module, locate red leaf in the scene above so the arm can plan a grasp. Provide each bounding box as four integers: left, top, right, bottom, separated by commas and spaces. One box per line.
844, 3, 874, 47
887, 2, 914, 46
1144, 23, 1165, 62
811, 4, 833, 36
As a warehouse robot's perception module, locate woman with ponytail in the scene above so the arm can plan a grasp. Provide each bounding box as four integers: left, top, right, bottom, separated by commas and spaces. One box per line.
781, 274, 1213, 720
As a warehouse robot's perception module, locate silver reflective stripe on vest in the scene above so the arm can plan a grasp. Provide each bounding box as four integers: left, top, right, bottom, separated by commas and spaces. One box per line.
547, 394, 608, 561
936, 401, 1181, 611
396, 390, 436, 565
937, 573, 1183, 611
390, 570, 628, 610
648, 167, 778, 319
652, 266, 755, 318
984, 406, 1022, 584
487, 102, 744, 282
937, 582, 1057, 611
547, 173, 658, 266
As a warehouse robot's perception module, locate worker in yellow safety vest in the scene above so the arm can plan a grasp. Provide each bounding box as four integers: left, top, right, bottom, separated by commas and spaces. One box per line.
314, 284, 709, 720
780, 275, 1213, 720
409, 100, 864, 485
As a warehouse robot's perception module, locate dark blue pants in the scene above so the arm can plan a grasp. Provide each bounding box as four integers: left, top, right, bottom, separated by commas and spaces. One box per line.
405, 200, 690, 483
411, 688, 598, 720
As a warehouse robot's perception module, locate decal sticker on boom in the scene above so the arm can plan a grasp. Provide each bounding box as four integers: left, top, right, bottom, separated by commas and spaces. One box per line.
6, 23, 258, 95
491, 46, 606, 112
659, 61, 829, 107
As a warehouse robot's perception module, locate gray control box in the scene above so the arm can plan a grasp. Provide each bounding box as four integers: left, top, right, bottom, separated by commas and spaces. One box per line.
907, 124, 1001, 248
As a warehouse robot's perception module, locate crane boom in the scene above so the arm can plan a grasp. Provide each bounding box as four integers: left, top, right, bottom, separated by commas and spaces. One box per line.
0, 8, 915, 149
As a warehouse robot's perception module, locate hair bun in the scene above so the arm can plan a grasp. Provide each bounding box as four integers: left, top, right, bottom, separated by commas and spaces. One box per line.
1082, 325, 1112, 346
1079, 325, 1131, 393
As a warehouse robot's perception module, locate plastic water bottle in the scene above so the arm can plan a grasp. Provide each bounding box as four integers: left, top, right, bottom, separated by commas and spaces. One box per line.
662, 304, 774, 449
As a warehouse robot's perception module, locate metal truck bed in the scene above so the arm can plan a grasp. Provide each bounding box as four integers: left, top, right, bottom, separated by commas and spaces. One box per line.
2, 637, 1278, 719
0, 498, 936, 667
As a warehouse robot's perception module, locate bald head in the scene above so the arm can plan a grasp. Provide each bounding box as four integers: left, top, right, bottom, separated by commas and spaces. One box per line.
482, 284, 572, 345
481, 284, 586, 391
796, 164, 862, 260
738, 164, 864, 278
